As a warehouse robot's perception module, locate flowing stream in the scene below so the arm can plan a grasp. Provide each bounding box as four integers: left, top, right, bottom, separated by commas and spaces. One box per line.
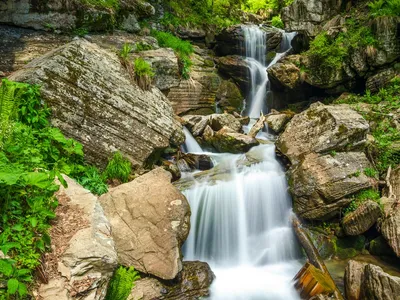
181, 25, 301, 299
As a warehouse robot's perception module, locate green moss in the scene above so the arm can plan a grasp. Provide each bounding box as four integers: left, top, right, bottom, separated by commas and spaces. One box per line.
370, 236, 395, 256
343, 188, 381, 215
337, 247, 358, 259
337, 235, 366, 251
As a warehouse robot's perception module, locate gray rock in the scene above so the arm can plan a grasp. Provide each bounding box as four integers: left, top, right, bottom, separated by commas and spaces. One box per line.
344, 260, 367, 300
217, 55, 250, 92
38, 176, 118, 300
120, 13, 141, 33
9, 39, 184, 168
265, 112, 291, 133
366, 67, 398, 93
209, 113, 242, 132
342, 200, 382, 236
277, 102, 369, 165
129, 261, 214, 300
99, 168, 191, 280
216, 80, 244, 113
363, 264, 400, 300
290, 152, 374, 220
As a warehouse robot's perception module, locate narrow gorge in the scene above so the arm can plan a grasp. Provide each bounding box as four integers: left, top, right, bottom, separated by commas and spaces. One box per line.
0, 0, 399, 300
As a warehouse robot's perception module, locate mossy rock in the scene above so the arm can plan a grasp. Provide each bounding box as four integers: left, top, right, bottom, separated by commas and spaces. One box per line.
370, 236, 396, 257
337, 235, 366, 251
307, 228, 337, 259
337, 247, 358, 259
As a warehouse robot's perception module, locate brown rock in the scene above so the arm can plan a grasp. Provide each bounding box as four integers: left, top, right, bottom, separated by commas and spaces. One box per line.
344, 260, 367, 300
265, 113, 291, 133
342, 200, 382, 236
99, 168, 191, 280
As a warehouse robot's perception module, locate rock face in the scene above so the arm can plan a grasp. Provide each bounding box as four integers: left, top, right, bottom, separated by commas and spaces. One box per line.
137, 48, 180, 91
167, 49, 221, 116
290, 152, 373, 220
282, 0, 343, 36
345, 260, 400, 300
268, 57, 302, 90
277, 102, 369, 165
38, 176, 118, 300
9, 39, 184, 168
366, 67, 399, 93
342, 200, 382, 236
217, 55, 250, 91
215, 25, 244, 56
204, 126, 259, 154
216, 80, 244, 113
99, 168, 191, 280
129, 261, 215, 300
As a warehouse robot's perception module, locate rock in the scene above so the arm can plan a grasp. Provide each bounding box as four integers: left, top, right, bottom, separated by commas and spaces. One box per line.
209, 113, 242, 132
263, 26, 284, 52
137, 48, 180, 91
9, 39, 184, 168
268, 57, 302, 90
290, 152, 374, 220
99, 168, 191, 280
291, 32, 310, 54
282, 0, 343, 37
336, 236, 366, 259
38, 176, 118, 300
215, 25, 245, 56
363, 263, 400, 299
276, 102, 369, 165
182, 115, 209, 137
265, 112, 291, 133
129, 261, 215, 300
306, 228, 337, 259
368, 16, 400, 67
216, 80, 244, 113
248, 115, 266, 138
120, 13, 141, 33
366, 67, 399, 93
167, 51, 221, 116
342, 200, 382, 236
370, 236, 396, 257
177, 26, 206, 41
350, 47, 369, 77
204, 126, 259, 154
180, 153, 214, 171
344, 260, 367, 300
217, 55, 250, 91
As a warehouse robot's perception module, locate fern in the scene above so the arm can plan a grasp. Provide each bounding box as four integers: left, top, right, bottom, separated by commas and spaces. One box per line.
103, 152, 132, 183
105, 266, 140, 300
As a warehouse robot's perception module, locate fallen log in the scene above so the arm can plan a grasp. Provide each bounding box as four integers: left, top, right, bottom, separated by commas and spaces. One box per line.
291, 214, 344, 300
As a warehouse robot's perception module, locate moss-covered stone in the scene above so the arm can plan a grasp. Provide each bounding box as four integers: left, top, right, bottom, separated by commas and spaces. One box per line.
307, 228, 337, 259
370, 236, 396, 257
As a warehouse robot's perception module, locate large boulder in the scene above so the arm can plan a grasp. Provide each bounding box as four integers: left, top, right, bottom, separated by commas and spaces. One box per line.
38, 176, 118, 300
215, 25, 245, 56
203, 126, 259, 154
290, 152, 374, 220
129, 261, 215, 300
215, 80, 244, 113
136, 48, 180, 91
268, 56, 303, 90
276, 102, 369, 165
209, 113, 242, 132
342, 200, 382, 236
265, 111, 292, 133
366, 67, 399, 93
345, 260, 400, 300
167, 49, 221, 116
281, 0, 343, 37
9, 39, 184, 168
217, 55, 250, 92
99, 168, 191, 280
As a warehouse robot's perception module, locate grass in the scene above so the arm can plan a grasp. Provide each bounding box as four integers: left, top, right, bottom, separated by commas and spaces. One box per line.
343, 188, 381, 215
78, 0, 119, 9
271, 15, 284, 29
134, 58, 155, 90
103, 151, 132, 183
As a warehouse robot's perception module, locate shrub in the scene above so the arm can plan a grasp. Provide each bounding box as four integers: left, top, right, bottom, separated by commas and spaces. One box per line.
364, 167, 378, 178
103, 151, 132, 183
134, 58, 154, 90
343, 188, 381, 215
368, 0, 400, 16
105, 266, 140, 300
78, 166, 108, 195
271, 15, 284, 29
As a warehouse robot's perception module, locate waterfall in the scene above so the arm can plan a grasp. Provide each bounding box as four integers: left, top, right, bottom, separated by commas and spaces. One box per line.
244, 26, 296, 118
180, 26, 301, 300
182, 127, 203, 153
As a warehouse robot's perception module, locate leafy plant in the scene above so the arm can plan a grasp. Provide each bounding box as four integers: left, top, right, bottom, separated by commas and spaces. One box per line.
330, 150, 337, 157
119, 43, 133, 61
343, 188, 381, 215
368, 0, 400, 16
364, 167, 378, 178
134, 58, 154, 90
73, 27, 89, 37
105, 266, 140, 300
103, 152, 132, 183
77, 166, 108, 195
135, 42, 153, 52
271, 15, 284, 29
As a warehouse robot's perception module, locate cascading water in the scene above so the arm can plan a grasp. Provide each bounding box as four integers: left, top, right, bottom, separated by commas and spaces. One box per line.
182, 127, 203, 153
244, 26, 296, 118
181, 25, 301, 299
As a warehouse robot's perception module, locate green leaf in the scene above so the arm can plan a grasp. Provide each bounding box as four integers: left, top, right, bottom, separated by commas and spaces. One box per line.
49, 128, 67, 144
7, 278, 19, 295
36, 239, 45, 252
1, 242, 21, 255
56, 171, 68, 188
18, 282, 28, 296
12, 224, 24, 231
29, 217, 38, 228
0, 260, 13, 277
22, 172, 52, 188
0, 171, 23, 185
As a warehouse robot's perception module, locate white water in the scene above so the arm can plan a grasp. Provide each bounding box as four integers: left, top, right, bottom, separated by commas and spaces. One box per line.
182, 127, 203, 153
181, 26, 300, 300
244, 26, 296, 118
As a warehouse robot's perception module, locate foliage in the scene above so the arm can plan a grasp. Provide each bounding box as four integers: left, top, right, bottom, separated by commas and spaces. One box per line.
151, 30, 194, 79
335, 77, 400, 174
368, 0, 400, 16
134, 58, 154, 90
73, 27, 89, 37
271, 15, 284, 28
103, 152, 132, 183
343, 189, 381, 215
77, 166, 108, 195
364, 167, 378, 178
135, 42, 153, 52
78, 0, 119, 9
105, 266, 140, 300
119, 43, 133, 61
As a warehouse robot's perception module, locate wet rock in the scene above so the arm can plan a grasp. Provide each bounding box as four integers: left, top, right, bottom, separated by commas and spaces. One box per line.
306, 228, 337, 259
99, 168, 191, 280
368, 16, 400, 67
9, 39, 184, 168
215, 25, 245, 56
209, 113, 242, 132
263, 26, 284, 52
167, 50, 221, 116
204, 126, 259, 154
291, 32, 310, 54
176, 26, 206, 41
136, 48, 180, 91
342, 200, 382, 236
290, 152, 374, 220
268, 56, 302, 90
217, 55, 250, 91
370, 236, 396, 257
38, 176, 118, 300
180, 153, 214, 171
129, 261, 215, 300
216, 80, 244, 113
248, 115, 266, 138
265, 111, 291, 133
282, 0, 343, 37
276, 102, 369, 165
182, 115, 209, 137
